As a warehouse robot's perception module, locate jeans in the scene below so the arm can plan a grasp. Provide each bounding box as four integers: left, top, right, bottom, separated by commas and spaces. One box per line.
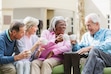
15, 60, 30, 74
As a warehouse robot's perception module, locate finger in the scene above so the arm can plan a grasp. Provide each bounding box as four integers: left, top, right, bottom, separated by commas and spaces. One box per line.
77, 50, 82, 54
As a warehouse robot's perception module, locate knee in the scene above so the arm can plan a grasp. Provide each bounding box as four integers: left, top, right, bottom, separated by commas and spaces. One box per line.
42, 60, 51, 67
24, 61, 30, 65
9, 65, 16, 74
89, 48, 99, 55
24, 61, 30, 67
16, 61, 23, 67
31, 60, 37, 66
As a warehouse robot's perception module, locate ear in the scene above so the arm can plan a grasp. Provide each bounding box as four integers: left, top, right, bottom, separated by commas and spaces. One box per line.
96, 22, 99, 26
11, 30, 17, 35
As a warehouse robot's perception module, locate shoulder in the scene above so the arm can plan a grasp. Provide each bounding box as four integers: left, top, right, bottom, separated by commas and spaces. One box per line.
16, 35, 25, 45
83, 32, 90, 37
31, 34, 38, 38
42, 30, 50, 33
0, 30, 7, 41
31, 34, 38, 40
100, 28, 111, 34
41, 30, 51, 35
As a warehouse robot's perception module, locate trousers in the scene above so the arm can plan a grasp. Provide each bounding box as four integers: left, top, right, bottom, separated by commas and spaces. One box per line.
82, 48, 111, 74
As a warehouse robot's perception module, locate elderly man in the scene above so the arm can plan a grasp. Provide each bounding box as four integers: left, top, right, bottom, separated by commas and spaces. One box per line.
0, 21, 29, 74
72, 13, 111, 74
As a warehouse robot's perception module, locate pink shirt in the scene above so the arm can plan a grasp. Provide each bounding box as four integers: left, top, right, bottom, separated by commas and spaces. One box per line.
38, 30, 71, 60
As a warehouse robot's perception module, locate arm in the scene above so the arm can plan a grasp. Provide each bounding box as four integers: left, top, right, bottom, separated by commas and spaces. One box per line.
40, 30, 56, 47
94, 30, 111, 51
46, 40, 71, 59
72, 33, 89, 51
77, 46, 93, 54
0, 38, 15, 64
52, 40, 72, 55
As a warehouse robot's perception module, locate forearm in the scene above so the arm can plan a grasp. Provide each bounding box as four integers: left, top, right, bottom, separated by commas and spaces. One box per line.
14, 55, 21, 61
46, 51, 54, 59
53, 44, 71, 55
0, 56, 14, 64
35, 51, 41, 58
86, 46, 93, 51
30, 42, 40, 53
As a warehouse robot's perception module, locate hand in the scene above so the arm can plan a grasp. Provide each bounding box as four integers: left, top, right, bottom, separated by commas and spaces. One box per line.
55, 34, 63, 43
35, 39, 42, 46
14, 50, 29, 61
38, 47, 45, 52
45, 51, 54, 59
71, 40, 77, 45
25, 50, 32, 58
77, 46, 93, 55
35, 47, 45, 58
30, 40, 42, 53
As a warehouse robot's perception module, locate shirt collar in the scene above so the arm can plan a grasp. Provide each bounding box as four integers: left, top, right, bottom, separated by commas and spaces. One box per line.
93, 28, 102, 37
6, 30, 12, 41
51, 31, 55, 35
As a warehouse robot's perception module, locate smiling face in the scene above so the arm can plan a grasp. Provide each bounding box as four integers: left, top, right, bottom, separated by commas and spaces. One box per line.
55, 20, 66, 35
9, 21, 25, 40
13, 26, 25, 40
28, 25, 38, 35
85, 18, 100, 35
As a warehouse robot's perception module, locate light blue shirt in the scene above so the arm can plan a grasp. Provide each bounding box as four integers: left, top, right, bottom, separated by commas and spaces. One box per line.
72, 28, 111, 54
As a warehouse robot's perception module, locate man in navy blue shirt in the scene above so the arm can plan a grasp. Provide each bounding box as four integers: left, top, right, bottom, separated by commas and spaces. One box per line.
0, 21, 29, 74
72, 13, 111, 74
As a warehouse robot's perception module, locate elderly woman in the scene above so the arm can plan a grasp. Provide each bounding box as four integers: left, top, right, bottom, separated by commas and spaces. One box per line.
15, 16, 39, 74
30, 16, 72, 74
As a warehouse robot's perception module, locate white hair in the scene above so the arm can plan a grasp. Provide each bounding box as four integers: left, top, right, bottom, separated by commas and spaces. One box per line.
23, 16, 39, 30
85, 13, 100, 24
48, 16, 67, 32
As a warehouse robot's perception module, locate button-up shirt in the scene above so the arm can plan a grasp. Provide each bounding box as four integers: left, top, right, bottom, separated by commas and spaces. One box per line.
38, 30, 71, 60
72, 28, 111, 54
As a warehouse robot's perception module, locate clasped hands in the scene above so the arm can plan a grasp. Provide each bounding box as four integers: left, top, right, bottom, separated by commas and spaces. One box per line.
14, 50, 32, 61
55, 34, 64, 43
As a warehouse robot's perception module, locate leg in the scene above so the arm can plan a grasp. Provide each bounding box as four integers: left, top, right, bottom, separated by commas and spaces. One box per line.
82, 48, 111, 74
93, 57, 105, 74
30, 59, 42, 74
93, 49, 111, 74
0, 63, 16, 74
41, 58, 62, 74
15, 61, 24, 74
24, 61, 31, 74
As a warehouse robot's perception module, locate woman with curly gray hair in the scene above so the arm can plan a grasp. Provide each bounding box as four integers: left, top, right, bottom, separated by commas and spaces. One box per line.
31, 16, 71, 74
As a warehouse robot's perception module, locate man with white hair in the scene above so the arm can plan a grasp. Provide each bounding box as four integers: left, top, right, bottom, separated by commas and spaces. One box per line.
72, 13, 111, 74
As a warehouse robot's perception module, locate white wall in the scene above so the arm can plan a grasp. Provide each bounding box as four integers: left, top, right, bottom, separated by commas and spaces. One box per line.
13, 8, 41, 20
2, 0, 111, 33
2, 0, 75, 11
2, 0, 76, 28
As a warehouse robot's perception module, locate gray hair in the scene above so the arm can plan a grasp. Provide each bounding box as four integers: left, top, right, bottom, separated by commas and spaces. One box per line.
23, 16, 39, 30
48, 16, 67, 32
85, 13, 100, 24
